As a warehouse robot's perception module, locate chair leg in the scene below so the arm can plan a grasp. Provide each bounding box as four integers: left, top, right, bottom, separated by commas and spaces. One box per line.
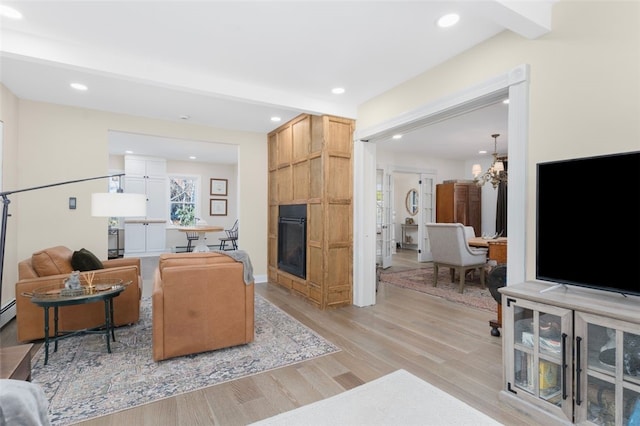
480, 267, 486, 288
186, 240, 193, 253
458, 267, 466, 293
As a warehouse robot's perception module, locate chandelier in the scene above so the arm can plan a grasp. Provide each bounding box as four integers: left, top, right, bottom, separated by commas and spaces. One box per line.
472, 133, 508, 189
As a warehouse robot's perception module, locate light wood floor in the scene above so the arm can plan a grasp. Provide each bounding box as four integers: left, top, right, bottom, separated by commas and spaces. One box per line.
0, 251, 536, 425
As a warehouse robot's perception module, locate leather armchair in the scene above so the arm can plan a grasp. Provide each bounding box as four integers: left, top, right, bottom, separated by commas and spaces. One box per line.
426, 223, 487, 293
15, 246, 142, 342
152, 252, 254, 362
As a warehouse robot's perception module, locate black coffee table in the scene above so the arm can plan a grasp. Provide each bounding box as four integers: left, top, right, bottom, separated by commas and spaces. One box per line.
29, 280, 128, 365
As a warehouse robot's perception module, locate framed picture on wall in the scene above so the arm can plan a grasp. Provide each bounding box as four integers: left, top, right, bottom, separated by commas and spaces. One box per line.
210, 178, 228, 196
210, 199, 227, 216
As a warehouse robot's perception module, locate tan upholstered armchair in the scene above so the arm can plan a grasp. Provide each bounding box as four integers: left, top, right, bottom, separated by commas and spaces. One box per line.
152, 252, 254, 362
426, 223, 488, 293
15, 246, 142, 342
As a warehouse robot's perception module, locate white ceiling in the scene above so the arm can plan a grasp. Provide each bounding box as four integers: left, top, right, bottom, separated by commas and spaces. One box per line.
0, 1, 555, 163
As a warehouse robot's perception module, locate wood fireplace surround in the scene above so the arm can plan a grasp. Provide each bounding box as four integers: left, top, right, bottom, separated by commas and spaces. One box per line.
267, 114, 354, 309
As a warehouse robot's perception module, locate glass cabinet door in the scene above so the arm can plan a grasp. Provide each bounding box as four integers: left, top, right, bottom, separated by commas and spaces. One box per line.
505, 298, 573, 422
575, 312, 640, 426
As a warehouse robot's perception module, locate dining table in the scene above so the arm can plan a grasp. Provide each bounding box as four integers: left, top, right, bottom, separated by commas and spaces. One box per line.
177, 225, 224, 252
467, 236, 507, 248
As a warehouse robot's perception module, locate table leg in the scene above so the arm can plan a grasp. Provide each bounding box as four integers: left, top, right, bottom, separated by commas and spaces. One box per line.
194, 231, 210, 252
53, 306, 59, 352
104, 299, 112, 353
43, 307, 50, 366
109, 297, 116, 342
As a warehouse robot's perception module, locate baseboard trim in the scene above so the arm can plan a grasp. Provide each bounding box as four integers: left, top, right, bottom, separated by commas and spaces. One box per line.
0, 298, 16, 329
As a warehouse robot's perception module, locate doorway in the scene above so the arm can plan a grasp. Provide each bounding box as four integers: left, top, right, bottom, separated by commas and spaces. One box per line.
382, 170, 436, 268
353, 64, 530, 307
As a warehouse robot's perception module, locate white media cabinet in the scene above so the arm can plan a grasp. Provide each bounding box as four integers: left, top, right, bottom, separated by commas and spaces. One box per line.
499, 281, 640, 426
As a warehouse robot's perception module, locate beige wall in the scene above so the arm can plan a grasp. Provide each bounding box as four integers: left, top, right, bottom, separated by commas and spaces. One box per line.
0, 85, 21, 305
0, 98, 266, 307
358, 0, 640, 281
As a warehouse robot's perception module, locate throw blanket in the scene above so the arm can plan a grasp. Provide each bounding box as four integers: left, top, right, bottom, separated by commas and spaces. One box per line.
212, 249, 254, 285
0, 379, 51, 425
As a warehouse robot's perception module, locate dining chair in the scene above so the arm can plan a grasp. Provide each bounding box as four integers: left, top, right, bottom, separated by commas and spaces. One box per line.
426, 222, 488, 293
218, 219, 239, 251
185, 232, 199, 252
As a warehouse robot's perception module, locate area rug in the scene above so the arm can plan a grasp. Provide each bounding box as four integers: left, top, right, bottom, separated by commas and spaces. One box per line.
250, 369, 502, 425
31, 295, 340, 425
379, 267, 496, 313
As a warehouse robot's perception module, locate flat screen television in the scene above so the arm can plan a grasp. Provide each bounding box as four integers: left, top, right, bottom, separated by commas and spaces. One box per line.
536, 151, 640, 296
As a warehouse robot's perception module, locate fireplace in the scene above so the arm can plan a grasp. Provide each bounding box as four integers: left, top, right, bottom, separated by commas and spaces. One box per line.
278, 204, 307, 279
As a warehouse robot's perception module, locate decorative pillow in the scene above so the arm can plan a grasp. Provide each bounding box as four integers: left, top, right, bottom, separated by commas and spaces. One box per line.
71, 248, 104, 272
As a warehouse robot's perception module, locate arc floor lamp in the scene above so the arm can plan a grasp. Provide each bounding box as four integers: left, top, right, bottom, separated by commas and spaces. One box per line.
0, 173, 146, 322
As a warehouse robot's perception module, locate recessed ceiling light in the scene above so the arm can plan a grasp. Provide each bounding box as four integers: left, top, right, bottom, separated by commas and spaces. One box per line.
271, 116, 281, 122
437, 13, 460, 28
125, 150, 134, 154
503, 99, 510, 104
479, 150, 487, 154
332, 87, 345, 95
0, 5, 23, 19
70, 83, 88, 91
189, 156, 196, 160
392, 134, 402, 140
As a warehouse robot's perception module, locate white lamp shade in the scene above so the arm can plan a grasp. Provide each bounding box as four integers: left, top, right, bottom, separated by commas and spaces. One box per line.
493, 161, 504, 172
91, 193, 147, 217
471, 164, 482, 177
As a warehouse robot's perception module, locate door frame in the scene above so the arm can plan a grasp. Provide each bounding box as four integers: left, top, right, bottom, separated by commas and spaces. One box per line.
352, 64, 529, 307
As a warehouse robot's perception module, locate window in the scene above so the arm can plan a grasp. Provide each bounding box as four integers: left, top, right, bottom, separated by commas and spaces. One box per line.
169, 175, 200, 226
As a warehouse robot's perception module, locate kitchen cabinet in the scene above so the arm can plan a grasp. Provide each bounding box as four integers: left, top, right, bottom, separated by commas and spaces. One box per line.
124, 220, 167, 254
124, 156, 167, 255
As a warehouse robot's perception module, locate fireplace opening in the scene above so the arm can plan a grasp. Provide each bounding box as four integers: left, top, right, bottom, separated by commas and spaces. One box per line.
278, 204, 307, 279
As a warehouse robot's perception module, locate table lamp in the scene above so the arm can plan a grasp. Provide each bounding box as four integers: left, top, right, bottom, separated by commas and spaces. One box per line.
91, 193, 147, 218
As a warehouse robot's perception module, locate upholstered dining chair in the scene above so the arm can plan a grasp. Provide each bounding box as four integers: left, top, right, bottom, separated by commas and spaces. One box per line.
426, 223, 488, 293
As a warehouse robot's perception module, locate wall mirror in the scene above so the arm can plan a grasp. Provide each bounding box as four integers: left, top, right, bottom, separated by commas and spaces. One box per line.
405, 188, 418, 216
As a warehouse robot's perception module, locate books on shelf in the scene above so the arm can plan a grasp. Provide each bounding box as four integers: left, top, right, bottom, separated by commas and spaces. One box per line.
522, 331, 562, 354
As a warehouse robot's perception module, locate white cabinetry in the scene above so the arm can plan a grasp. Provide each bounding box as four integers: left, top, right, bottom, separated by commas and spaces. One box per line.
500, 282, 640, 426
124, 221, 166, 254
124, 156, 167, 255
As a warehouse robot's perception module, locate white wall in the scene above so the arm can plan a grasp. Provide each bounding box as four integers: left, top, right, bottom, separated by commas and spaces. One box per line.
165, 160, 238, 250
359, 0, 640, 282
